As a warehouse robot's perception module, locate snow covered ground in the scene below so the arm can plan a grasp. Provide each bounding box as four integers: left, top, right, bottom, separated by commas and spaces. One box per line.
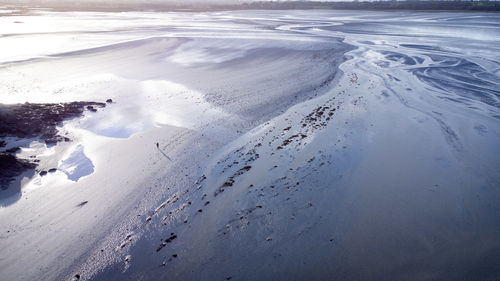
0, 8, 499, 281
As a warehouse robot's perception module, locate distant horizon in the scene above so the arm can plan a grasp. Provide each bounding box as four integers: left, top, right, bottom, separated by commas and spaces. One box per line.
2, 0, 499, 12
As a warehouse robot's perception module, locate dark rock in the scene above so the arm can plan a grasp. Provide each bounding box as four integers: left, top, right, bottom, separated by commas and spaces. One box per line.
165, 233, 177, 243
195, 174, 206, 185
5, 147, 20, 153
156, 242, 167, 252
76, 201, 88, 207
106, 99, 113, 103
0, 101, 102, 142
0, 152, 36, 189
240, 166, 252, 171
48, 168, 57, 173
39, 171, 47, 176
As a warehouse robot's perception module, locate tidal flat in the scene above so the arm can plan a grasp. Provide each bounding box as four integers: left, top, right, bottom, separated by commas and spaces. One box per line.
0, 8, 499, 281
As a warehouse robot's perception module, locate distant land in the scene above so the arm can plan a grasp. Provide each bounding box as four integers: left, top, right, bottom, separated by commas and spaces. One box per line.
2, 1, 500, 12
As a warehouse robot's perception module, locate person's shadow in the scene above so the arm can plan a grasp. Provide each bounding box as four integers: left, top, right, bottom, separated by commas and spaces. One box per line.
157, 146, 172, 161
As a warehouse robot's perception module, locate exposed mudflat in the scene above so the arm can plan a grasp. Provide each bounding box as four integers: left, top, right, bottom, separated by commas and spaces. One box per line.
0, 8, 499, 281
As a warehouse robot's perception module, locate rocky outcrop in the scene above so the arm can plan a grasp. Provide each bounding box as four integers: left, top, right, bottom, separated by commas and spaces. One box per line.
0, 101, 108, 189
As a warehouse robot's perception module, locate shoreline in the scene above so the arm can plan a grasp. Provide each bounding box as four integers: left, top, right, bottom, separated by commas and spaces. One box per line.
1, 2, 499, 13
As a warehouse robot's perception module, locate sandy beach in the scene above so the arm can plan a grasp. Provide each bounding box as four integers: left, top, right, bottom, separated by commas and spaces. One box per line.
1, 8, 499, 281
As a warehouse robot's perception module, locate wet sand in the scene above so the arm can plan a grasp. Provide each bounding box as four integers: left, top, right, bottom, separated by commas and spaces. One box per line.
0, 8, 499, 281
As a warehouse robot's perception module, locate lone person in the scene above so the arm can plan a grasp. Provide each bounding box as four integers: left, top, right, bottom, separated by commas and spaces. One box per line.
156, 142, 159, 149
